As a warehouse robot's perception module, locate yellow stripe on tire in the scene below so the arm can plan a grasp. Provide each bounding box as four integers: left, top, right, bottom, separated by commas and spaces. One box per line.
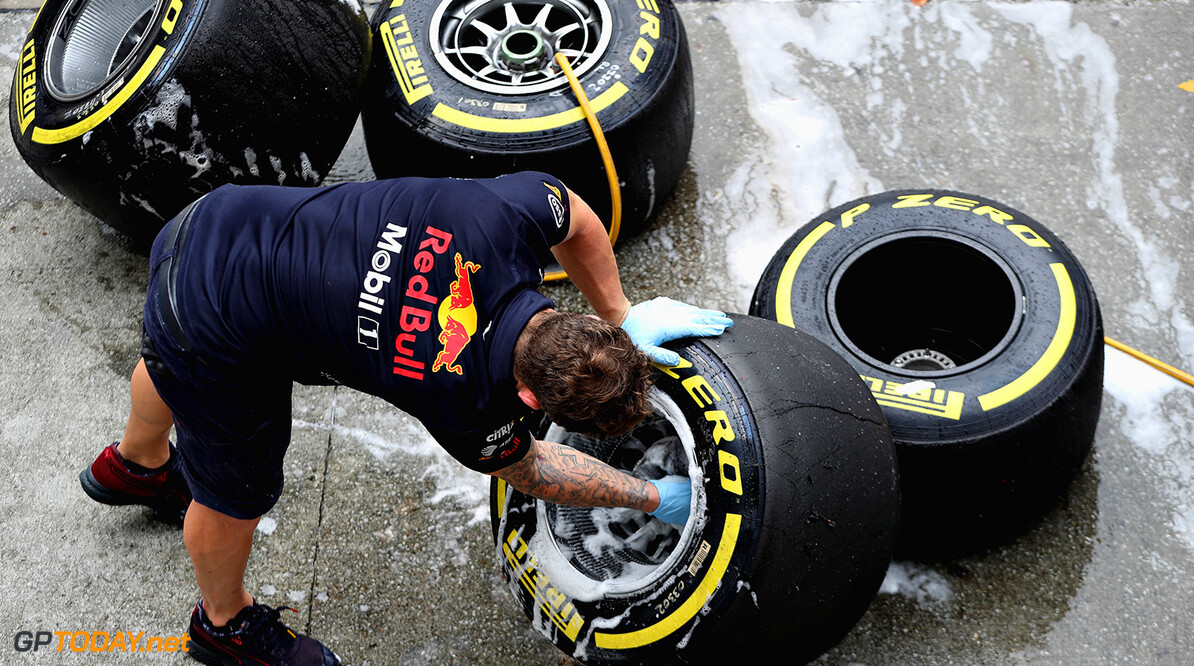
978, 263, 1076, 411
431, 82, 629, 134
32, 45, 166, 145
774, 221, 836, 328
594, 513, 741, 650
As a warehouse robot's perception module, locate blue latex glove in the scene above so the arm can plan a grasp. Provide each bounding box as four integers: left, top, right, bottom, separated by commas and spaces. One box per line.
648, 476, 692, 526
621, 297, 734, 366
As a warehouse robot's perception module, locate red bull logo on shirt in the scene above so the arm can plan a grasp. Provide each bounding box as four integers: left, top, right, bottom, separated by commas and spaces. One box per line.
433, 253, 481, 375
391, 226, 453, 381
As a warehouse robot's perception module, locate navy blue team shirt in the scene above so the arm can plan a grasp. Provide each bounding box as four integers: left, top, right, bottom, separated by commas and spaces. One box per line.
162, 171, 572, 474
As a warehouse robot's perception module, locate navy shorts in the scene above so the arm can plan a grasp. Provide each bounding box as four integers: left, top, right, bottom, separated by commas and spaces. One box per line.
142, 201, 294, 520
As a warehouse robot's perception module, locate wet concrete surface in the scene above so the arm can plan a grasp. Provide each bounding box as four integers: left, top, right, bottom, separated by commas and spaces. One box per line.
2, 1, 1193, 664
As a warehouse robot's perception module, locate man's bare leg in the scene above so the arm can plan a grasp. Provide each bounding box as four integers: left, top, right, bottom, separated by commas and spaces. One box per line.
184, 500, 258, 626
116, 358, 173, 469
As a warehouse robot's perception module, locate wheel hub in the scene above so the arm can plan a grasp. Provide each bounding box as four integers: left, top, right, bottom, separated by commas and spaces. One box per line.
536, 390, 699, 592
499, 29, 547, 70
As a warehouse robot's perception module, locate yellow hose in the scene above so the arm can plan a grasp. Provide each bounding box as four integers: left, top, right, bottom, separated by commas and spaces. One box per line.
1105, 336, 1194, 387
544, 52, 622, 282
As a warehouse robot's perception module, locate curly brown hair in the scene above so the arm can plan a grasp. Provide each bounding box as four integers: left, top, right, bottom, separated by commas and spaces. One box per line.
513, 311, 655, 438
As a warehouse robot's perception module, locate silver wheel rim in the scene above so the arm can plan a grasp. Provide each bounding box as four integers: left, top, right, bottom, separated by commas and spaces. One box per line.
429, 0, 613, 96
533, 388, 702, 598
47, 0, 164, 101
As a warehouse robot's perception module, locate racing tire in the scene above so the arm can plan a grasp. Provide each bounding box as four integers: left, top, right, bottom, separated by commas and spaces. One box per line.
361, 0, 694, 241
749, 190, 1104, 560
489, 315, 900, 665
9, 0, 371, 248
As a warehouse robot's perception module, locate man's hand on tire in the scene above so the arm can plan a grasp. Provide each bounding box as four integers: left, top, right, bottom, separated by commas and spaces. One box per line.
648, 476, 692, 526
621, 297, 734, 365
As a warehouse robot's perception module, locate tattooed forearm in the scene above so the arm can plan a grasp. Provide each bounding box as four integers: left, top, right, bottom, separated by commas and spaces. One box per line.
493, 438, 659, 512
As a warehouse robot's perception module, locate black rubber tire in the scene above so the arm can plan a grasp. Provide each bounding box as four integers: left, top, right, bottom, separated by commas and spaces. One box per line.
750, 190, 1104, 560
9, 0, 371, 248
489, 315, 900, 665
361, 0, 693, 241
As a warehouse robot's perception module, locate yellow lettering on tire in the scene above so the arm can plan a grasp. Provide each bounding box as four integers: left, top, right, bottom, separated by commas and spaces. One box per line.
892, 194, 933, 208
705, 410, 735, 446
718, 450, 743, 495
382, 14, 433, 105
1007, 224, 1052, 248
629, 37, 654, 73
682, 375, 719, 408
972, 205, 1013, 225
839, 203, 869, 227
161, 0, 182, 34
934, 195, 979, 211
14, 39, 36, 135
638, 11, 660, 39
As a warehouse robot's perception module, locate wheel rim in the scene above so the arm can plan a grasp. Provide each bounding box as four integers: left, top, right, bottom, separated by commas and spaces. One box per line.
430, 0, 613, 95
827, 230, 1026, 378
535, 389, 701, 597
46, 0, 164, 101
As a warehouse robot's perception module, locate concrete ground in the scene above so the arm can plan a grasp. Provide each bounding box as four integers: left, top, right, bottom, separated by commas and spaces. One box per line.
2, 1, 1193, 664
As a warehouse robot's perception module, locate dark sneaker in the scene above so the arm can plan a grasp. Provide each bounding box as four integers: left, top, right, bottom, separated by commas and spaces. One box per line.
79, 442, 192, 522
187, 600, 340, 666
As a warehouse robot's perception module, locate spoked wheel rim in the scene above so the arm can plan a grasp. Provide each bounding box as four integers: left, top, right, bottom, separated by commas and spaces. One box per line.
536, 388, 701, 597
429, 0, 613, 95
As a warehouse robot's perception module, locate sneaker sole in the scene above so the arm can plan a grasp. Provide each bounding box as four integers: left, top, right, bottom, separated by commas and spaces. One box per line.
79, 468, 187, 522
185, 626, 343, 666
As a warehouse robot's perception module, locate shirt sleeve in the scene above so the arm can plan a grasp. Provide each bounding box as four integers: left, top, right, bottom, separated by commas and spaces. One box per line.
426, 415, 534, 474
478, 171, 573, 254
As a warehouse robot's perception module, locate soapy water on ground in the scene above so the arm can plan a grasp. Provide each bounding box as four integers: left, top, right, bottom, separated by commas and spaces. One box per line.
294, 408, 492, 528
709, 1, 1191, 347
1104, 347, 1194, 551
711, 0, 1194, 581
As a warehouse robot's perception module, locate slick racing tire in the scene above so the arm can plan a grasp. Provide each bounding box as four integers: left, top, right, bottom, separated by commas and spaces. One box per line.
750, 190, 1104, 560
362, 0, 694, 241
489, 316, 900, 665
9, 0, 371, 248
